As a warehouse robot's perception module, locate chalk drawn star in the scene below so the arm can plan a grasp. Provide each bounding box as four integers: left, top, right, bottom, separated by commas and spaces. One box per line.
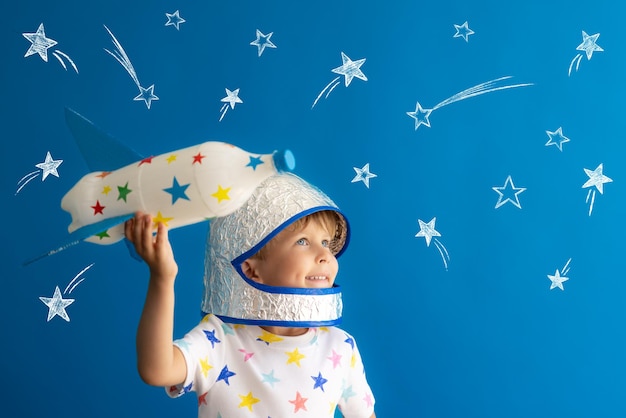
406, 102, 433, 130
453, 21, 475, 42
221, 88, 243, 109
250, 29, 277, 57
577, 31, 603, 60
203, 329, 222, 348
216, 365, 236, 385
261, 369, 280, 387
134, 84, 159, 109
545, 127, 570, 152
332, 52, 367, 87
493, 175, 526, 209
35, 151, 63, 180
415, 217, 441, 247
39, 286, 75, 322
165, 10, 186, 30
289, 391, 308, 413
163, 177, 190, 204
351, 163, 377, 188
582, 163, 612, 194
312, 372, 328, 392
23, 23, 57, 62
548, 269, 569, 290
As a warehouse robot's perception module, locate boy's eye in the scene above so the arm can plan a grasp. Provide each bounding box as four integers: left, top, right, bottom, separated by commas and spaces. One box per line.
296, 238, 308, 245
322, 239, 330, 247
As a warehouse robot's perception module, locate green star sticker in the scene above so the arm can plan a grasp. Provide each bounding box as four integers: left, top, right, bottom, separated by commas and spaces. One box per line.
117, 182, 132, 202
95, 230, 110, 240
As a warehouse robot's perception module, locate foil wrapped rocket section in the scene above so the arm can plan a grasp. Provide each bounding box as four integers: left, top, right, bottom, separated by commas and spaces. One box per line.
201, 173, 349, 326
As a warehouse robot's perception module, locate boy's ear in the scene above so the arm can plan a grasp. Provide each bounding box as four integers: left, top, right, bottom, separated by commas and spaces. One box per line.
241, 259, 260, 282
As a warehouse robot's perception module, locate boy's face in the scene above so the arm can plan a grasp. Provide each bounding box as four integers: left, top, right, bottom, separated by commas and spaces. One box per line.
243, 220, 338, 289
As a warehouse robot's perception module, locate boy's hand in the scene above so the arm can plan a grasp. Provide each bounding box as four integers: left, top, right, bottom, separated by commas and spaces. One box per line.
125, 212, 178, 281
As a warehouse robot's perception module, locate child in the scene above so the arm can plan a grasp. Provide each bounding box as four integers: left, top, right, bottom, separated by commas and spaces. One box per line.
126, 173, 376, 417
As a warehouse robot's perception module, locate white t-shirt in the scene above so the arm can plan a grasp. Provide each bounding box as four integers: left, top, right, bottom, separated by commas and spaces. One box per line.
167, 314, 375, 417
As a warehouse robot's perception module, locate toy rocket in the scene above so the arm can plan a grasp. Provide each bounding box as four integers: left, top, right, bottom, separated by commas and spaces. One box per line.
25, 109, 295, 264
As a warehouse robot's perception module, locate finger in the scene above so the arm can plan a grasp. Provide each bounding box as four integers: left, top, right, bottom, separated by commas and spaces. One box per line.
140, 214, 154, 254
124, 217, 134, 241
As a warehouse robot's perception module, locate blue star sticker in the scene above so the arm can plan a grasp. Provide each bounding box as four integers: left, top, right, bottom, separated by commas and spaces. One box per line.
165, 10, 186, 30
203, 329, 221, 348
407, 101, 433, 130
134, 84, 159, 109
163, 176, 190, 204
332, 52, 367, 87
23, 23, 58, 62
246, 156, 264, 170
250, 29, 277, 57
311, 372, 328, 392
216, 365, 236, 385
453, 21, 475, 42
492, 175, 526, 209
545, 127, 570, 152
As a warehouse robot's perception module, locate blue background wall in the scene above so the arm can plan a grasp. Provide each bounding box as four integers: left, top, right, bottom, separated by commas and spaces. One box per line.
3, 1, 625, 416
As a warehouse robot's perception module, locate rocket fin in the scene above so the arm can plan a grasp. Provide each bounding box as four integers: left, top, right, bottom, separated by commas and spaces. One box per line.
23, 213, 135, 266
64, 108, 144, 172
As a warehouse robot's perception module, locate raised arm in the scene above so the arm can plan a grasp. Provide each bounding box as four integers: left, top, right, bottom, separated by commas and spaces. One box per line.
126, 212, 187, 386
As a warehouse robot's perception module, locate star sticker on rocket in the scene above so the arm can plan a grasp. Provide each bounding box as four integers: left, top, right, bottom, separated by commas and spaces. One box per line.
312, 52, 367, 108
211, 185, 231, 203
582, 163, 612, 216
568, 31, 603, 76
493, 175, 526, 209
545, 127, 570, 152
165, 10, 186, 31
415, 217, 450, 270
453, 21, 475, 42
219, 88, 243, 121
163, 177, 190, 204
250, 29, 277, 57
39, 286, 74, 322
351, 163, 377, 188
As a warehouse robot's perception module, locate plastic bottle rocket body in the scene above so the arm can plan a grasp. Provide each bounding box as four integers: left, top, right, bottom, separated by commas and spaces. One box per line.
61, 141, 295, 244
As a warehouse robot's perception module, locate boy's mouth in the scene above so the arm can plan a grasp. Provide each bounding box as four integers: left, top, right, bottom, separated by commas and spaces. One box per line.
305, 275, 328, 281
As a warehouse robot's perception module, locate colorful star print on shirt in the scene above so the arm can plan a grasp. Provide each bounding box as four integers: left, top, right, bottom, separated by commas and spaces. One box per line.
169, 314, 375, 417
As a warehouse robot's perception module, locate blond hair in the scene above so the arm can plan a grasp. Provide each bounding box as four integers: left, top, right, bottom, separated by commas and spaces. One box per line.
251, 210, 341, 260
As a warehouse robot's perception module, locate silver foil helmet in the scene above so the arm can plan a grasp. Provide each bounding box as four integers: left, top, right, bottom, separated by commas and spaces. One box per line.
201, 172, 350, 327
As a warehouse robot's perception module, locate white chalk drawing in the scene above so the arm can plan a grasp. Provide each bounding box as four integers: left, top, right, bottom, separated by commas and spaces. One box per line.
493, 175, 526, 209
545, 127, 570, 152
15, 151, 63, 195
568, 31, 603, 76
219, 88, 243, 122
39, 263, 94, 322
453, 21, 474, 42
22, 23, 78, 73
312, 52, 367, 108
351, 163, 377, 188
415, 217, 450, 270
548, 258, 571, 291
250, 29, 277, 57
103, 25, 159, 109
165, 10, 186, 30
582, 163, 612, 216
407, 76, 532, 130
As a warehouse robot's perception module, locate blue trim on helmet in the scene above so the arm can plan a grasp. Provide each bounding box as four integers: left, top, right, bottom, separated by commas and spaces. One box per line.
207, 313, 343, 328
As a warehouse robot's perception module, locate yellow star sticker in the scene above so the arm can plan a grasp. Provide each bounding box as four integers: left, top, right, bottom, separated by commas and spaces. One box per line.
257, 330, 284, 345
238, 392, 260, 412
200, 357, 212, 378
166, 154, 177, 164
102, 185, 112, 195
285, 348, 306, 367
152, 211, 174, 228
211, 185, 231, 203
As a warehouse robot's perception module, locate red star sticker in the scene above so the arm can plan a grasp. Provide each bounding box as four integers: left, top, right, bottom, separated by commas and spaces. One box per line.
168, 385, 178, 394
192, 152, 206, 164
289, 391, 308, 413
198, 391, 208, 406
91, 200, 105, 215
138, 156, 154, 166
95, 171, 111, 178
